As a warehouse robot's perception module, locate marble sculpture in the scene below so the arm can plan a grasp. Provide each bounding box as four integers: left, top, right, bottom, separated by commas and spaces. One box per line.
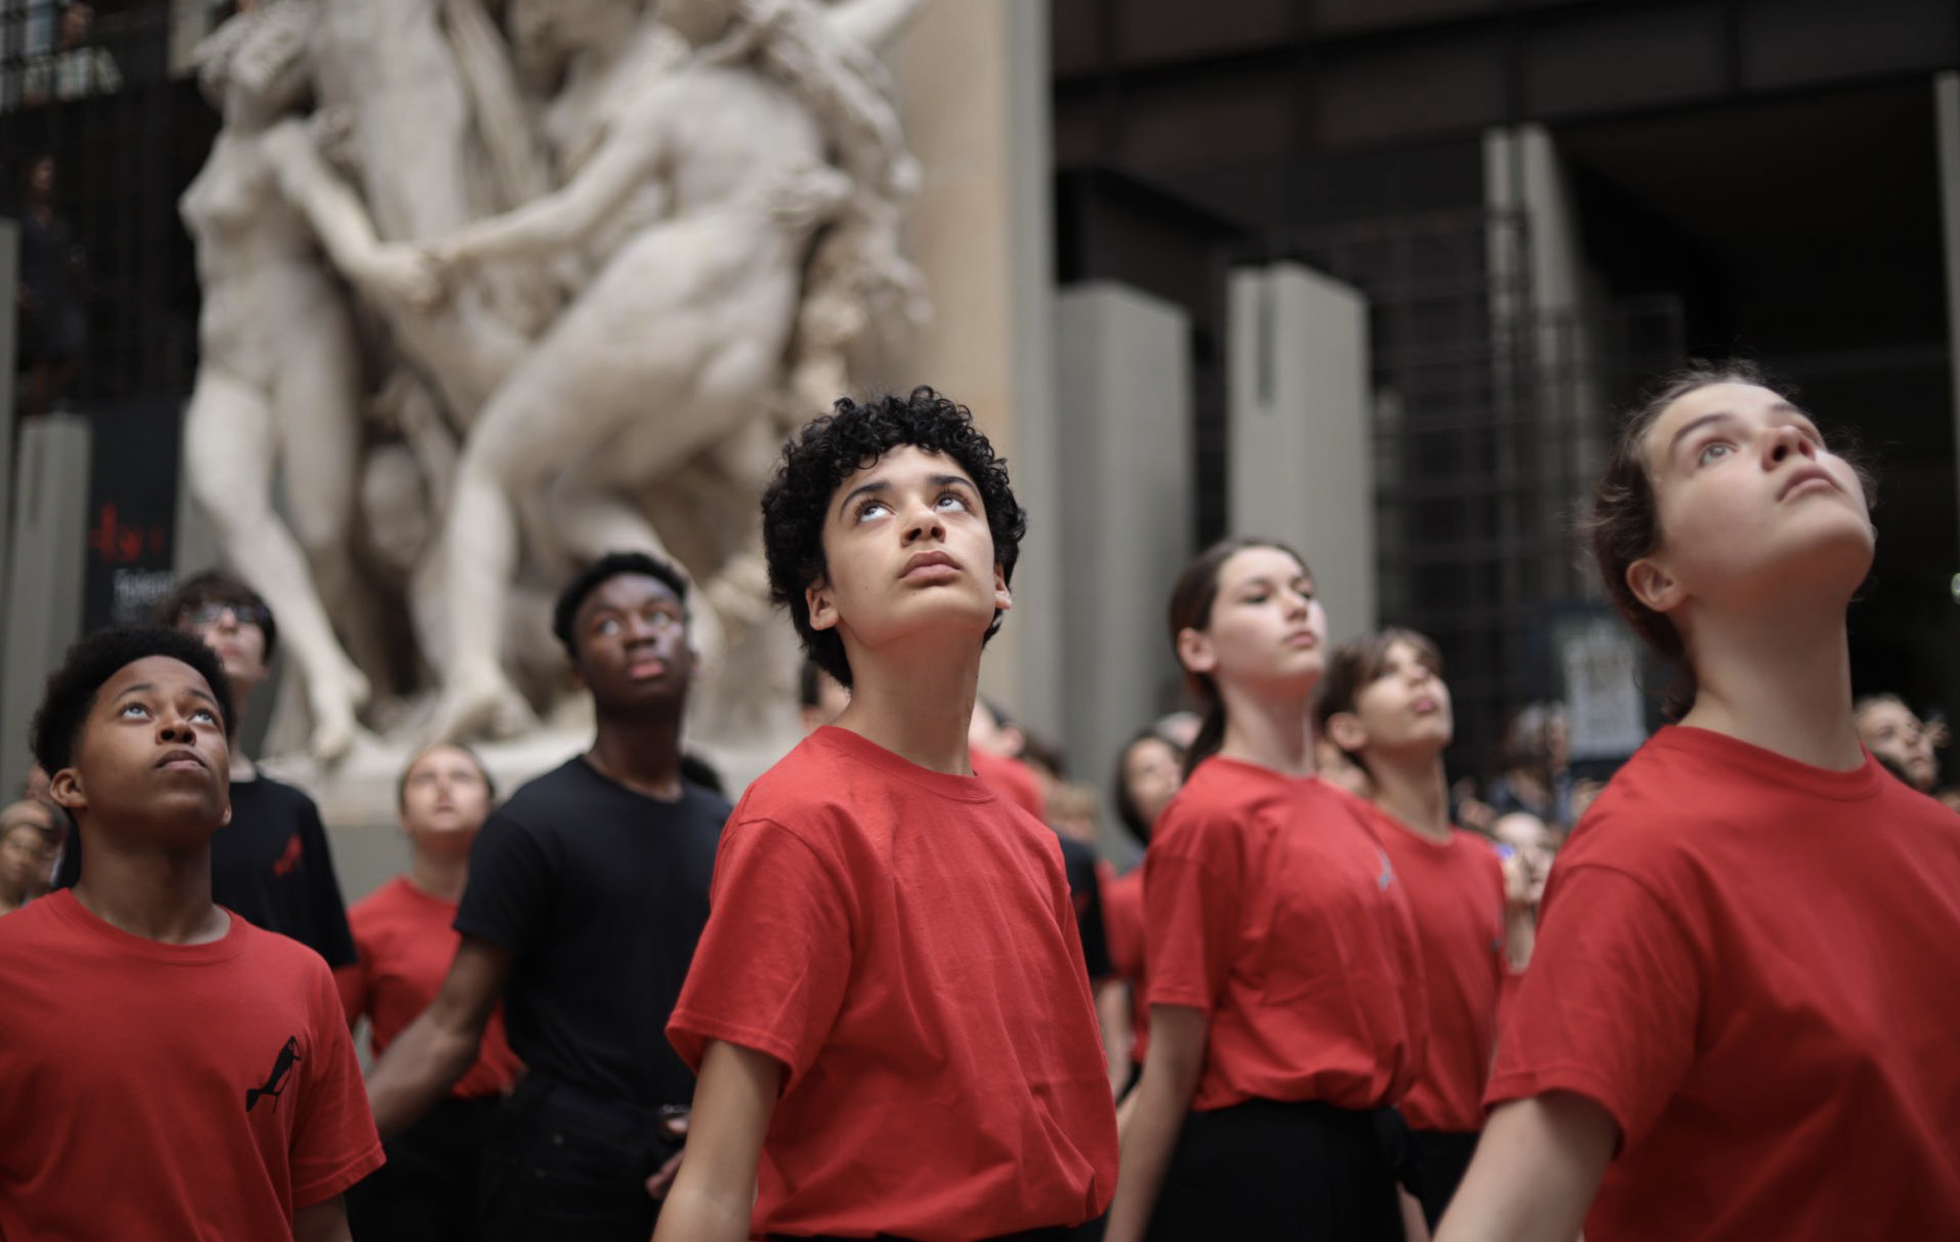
179, 0, 929, 763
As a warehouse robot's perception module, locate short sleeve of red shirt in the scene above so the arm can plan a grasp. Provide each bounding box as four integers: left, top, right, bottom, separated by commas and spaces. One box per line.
666, 816, 850, 1085
333, 961, 365, 1027
292, 961, 390, 1205
1484, 861, 1700, 1146
1142, 804, 1242, 1016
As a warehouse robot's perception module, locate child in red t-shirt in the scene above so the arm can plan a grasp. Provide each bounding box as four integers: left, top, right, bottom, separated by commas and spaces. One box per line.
1436, 363, 1960, 1242
1317, 628, 1534, 1229
0, 627, 381, 1242
657, 389, 1118, 1242
337, 744, 521, 1242
1101, 725, 1186, 1086
1102, 539, 1429, 1242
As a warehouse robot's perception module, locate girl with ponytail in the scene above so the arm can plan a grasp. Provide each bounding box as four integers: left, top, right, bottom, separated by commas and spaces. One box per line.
1436, 365, 1960, 1241
1103, 538, 1428, 1242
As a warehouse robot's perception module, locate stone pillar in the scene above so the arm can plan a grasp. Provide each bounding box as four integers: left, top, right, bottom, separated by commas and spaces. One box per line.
1936, 74, 1960, 577
1486, 124, 1609, 592
1227, 263, 1377, 644
1, 416, 92, 794
1057, 282, 1192, 846
885, 0, 1062, 736
0, 220, 16, 598
1934, 73, 1960, 723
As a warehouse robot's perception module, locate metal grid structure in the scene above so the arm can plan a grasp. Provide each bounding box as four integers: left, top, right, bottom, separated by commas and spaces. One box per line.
1208, 210, 1683, 777
3, 0, 207, 415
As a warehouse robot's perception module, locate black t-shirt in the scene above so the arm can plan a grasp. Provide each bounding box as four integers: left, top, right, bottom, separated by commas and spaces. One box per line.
455, 756, 729, 1110
52, 776, 357, 969
1055, 833, 1113, 983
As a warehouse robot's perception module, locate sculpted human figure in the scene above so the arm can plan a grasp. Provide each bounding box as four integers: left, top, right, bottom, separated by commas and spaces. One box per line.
305, 0, 554, 422
179, 0, 436, 761
378, 0, 924, 743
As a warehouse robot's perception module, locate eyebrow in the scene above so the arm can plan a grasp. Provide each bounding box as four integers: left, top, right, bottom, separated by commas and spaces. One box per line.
1234, 574, 1312, 592
584, 595, 683, 625
1666, 402, 1812, 456
113, 682, 220, 710
834, 473, 976, 519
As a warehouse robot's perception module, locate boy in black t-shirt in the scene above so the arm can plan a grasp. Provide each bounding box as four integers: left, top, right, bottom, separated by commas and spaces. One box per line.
55, 572, 357, 969
364, 551, 729, 1242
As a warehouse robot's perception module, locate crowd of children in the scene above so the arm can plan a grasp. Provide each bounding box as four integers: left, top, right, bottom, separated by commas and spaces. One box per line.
1, 369, 1957, 1242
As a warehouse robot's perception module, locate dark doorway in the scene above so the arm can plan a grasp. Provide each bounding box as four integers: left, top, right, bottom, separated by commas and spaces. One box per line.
1557, 80, 1959, 721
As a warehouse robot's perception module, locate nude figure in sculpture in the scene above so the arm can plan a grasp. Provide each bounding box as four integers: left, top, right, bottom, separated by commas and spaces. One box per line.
306, 0, 555, 424
383, 0, 922, 743
179, 0, 437, 761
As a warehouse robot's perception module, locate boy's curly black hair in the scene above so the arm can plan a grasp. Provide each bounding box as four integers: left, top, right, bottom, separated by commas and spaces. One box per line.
551, 550, 690, 662
762, 388, 1027, 688
31, 626, 236, 775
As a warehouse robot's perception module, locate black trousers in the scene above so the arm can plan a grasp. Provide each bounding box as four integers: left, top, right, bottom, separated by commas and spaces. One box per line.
1145, 1098, 1405, 1242
479, 1075, 683, 1242
346, 1096, 500, 1242
1406, 1129, 1480, 1229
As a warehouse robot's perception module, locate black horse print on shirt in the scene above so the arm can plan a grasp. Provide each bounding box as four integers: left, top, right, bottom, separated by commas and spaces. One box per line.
246, 1036, 301, 1112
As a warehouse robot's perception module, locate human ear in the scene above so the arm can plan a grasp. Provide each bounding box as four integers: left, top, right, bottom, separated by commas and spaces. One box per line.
49, 768, 85, 814
220, 803, 232, 828
1627, 556, 1683, 614
1175, 627, 1216, 677
993, 564, 1012, 615
1325, 711, 1369, 755
805, 575, 839, 633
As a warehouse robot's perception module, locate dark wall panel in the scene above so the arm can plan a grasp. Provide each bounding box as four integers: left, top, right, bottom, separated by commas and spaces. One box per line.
1113, 0, 1296, 69
1313, 34, 1506, 147
1052, 0, 1102, 78
1119, 70, 1299, 174
1314, 0, 1500, 36
1742, 0, 1960, 91
1053, 87, 1102, 167
1524, 3, 1727, 119
1279, 140, 1487, 224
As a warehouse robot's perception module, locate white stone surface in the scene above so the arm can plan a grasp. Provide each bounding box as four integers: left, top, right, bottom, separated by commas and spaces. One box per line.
1228, 262, 1377, 644
180, 0, 930, 786
1056, 283, 1193, 847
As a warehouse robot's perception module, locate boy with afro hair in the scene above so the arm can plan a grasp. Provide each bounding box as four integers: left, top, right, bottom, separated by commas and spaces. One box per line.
365, 550, 730, 1242
658, 389, 1118, 1242
0, 627, 381, 1241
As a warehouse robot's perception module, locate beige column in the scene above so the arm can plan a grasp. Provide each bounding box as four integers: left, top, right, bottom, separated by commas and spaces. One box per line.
1058, 283, 1193, 846
1228, 263, 1378, 644
885, 0, 1062, 735
2, 416, 92, 795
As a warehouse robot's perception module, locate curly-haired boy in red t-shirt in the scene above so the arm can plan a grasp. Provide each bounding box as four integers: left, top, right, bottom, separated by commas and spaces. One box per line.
658, 389, 1118, 1242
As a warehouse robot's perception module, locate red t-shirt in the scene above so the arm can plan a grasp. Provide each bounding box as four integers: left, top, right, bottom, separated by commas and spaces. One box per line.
0, 890, 383, 1239
336, 876, 522, 1099
1145, 757, 1427, 1112
1101, 866, 1152, 1059
1372, 812, 1506, 1133
969, 744, 1048, 820
1488, 726, 1960, 1240
667, 727, 1118, 1241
